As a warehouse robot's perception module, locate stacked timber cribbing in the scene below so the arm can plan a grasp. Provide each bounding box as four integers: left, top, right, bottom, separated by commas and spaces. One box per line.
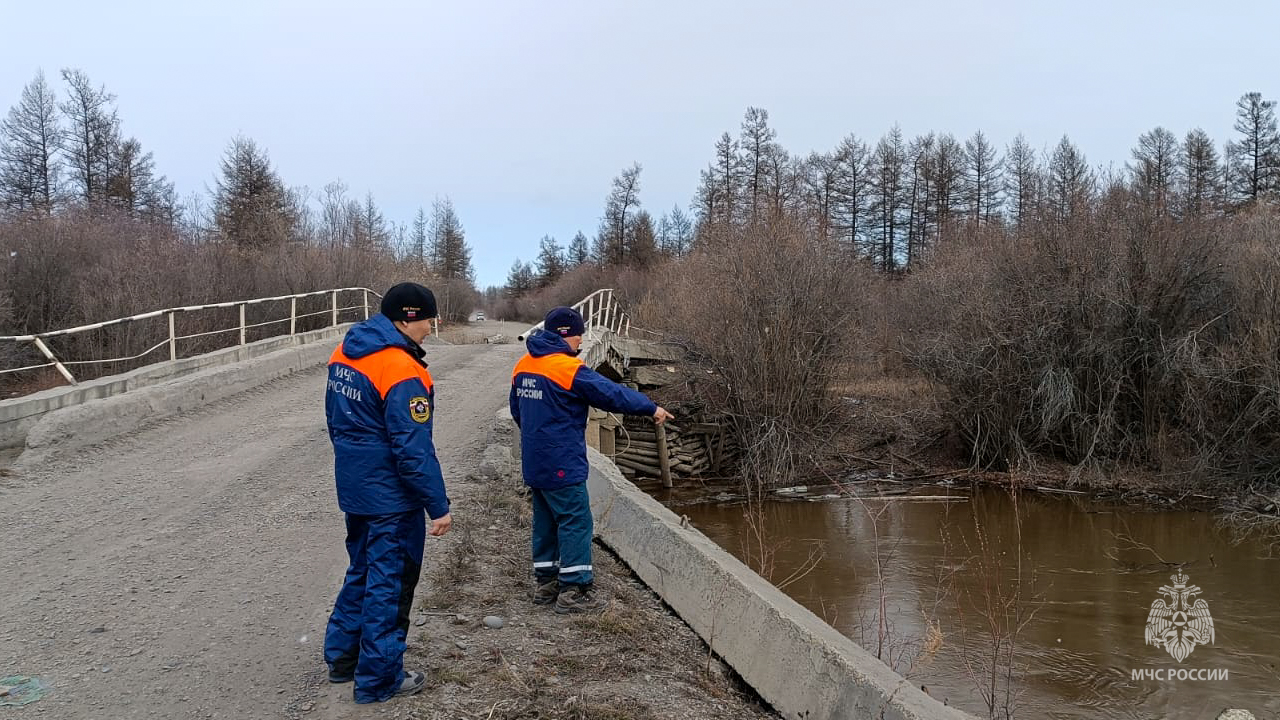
611, 418, 742, 486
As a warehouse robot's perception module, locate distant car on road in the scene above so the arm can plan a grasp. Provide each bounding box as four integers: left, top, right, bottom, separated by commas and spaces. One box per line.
474, 311, 485, 322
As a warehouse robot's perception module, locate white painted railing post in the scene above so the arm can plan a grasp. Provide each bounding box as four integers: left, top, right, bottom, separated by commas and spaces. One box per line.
331, 291, 339, 326
290, 297, 297, 336
362, 290, 369, 320
239, 303, 247, 346
32, 337, 77, 385
167, 311, 177, 361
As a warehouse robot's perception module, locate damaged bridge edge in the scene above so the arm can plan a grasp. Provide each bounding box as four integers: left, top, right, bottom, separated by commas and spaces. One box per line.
487, 406, 975, 720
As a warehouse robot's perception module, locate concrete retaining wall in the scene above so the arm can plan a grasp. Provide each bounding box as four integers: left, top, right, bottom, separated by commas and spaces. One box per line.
584, 450, 975, 720
4, 326, 348, 467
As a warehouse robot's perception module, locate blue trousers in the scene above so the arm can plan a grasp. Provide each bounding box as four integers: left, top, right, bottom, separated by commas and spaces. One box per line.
530, 483, 594, 586
324, 510, 425, 703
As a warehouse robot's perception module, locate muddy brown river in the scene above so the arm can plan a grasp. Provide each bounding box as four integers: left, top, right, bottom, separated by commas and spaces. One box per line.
667, 484, 1279, 719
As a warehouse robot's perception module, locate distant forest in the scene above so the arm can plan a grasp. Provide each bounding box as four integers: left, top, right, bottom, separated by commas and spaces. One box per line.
503, 95, 1277, 295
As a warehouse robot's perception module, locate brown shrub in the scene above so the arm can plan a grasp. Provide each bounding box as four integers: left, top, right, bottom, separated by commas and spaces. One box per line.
636, 219, 868, 493
901, 204, 1279, 487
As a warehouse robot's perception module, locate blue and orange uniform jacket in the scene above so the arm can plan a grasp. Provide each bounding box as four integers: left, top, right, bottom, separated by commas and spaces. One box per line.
325, 314, 449, 519
510, 329, 657, 489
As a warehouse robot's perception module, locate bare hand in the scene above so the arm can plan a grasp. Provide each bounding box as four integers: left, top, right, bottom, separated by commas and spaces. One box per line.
429, 513, 452, 537
653, 407, 674, 425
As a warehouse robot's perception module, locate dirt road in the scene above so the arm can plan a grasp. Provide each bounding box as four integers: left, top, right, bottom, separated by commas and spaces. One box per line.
0, 338, 525, 719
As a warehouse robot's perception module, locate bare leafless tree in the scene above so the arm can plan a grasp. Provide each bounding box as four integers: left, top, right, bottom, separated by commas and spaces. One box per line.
59, 68, 118, 205
1, 71, 64, 214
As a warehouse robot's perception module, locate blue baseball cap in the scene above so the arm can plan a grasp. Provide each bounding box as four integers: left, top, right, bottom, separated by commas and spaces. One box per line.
544, 306, 585, 337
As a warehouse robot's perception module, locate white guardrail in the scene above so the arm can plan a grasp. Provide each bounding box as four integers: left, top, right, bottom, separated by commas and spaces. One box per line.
517, 288, 631, 341
0, 287, 443, 387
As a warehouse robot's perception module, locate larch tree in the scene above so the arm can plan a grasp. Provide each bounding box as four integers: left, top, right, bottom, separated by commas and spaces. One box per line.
505, 259, 535, 298
535, 235, 565, 288
410, 207, 429, 274
803, 151, 840, 242
567, 231, 590, 267
963, 130, 1003, 226
626, 209, 658, 268
1179, 128, 1223, 218
104, 136, 175, 222
597, 163, 641, 267
1226, 92, 1279, 207
429, 196, 474, 282
353, 192, 388, 248
59, 68, 118, 205
905, 132, 935, 268
1045, 135, 1094, 225
740, 107, 778, 223
931, 133, 965, 237
213, 135, 294, 248
1128, 126, 1181, 215
657, 205, 694, 257
832, 134, 871, 256
0, 70, 63, 214
1004, 134, 1040, 227
694, 132, 743, 229
869, 126, 908, 271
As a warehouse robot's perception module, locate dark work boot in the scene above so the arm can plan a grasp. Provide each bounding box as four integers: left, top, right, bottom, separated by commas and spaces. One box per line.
554, 584, 607, 615
533, 578, 559, 605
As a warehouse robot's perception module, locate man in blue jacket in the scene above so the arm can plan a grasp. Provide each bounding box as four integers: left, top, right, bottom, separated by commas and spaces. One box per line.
323, 282, 452, 703
510, 306, 672, 614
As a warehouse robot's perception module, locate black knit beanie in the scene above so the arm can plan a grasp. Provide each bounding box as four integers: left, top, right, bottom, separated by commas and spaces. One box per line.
381, 282, 438, 322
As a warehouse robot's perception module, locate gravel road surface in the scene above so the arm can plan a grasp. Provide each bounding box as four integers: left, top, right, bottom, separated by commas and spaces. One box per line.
1, 337, 525, 719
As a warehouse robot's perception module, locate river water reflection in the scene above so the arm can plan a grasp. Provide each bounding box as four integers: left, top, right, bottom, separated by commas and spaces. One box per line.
670, 484, 1279, 719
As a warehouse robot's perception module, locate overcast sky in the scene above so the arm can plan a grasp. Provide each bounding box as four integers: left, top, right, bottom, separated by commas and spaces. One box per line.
2, 1, 1277, 287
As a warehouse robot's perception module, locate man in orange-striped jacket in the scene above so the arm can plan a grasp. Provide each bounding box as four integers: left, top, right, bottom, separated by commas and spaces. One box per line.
323, 282, 451, 703
511, 306, 672, 614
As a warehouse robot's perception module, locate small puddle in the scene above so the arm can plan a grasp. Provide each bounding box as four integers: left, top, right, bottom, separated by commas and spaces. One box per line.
655, 482, 1279, 718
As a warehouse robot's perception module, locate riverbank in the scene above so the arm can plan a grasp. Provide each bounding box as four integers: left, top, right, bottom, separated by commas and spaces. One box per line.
830, 366, 1280, 545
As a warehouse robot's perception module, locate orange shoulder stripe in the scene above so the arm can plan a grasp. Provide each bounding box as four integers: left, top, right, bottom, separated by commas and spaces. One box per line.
512, 352, 582, 391
331, 346, 432, 398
